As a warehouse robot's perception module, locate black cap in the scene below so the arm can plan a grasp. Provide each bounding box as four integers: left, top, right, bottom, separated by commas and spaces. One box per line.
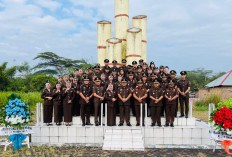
95, 77, 101, 82
74, 69, 79, 71
95, 65, 100, 70
104, 59, 109, 63
63, 74, 68, 76
132, 61, 137, 65
137, 65, 142, 69
143, 63, 147, 66
122, 59, 127, 63
112, 60, 117, 64
180, 71, 187, 75
159, 65, 164, 69
161, 73, 167, 78
169, 80, 175, 85
83, 76, 89, 81
150, 61, 154, 65
151, 73, 156, 77
164, 66, 169, 69
137, 79, 143, 83
46, 80, 51, 84
128, 72, 134, 76
170, 70, 177, 75
69, 74, 74, 77
121, 78, 127, 83
154, 67, 159, 70
58, 75, 63, 78
153, 79, 160, 84
105, 66, 110, 70
142, 73, 147, 77
139, 59, 144, 63
112, 69, 117, 72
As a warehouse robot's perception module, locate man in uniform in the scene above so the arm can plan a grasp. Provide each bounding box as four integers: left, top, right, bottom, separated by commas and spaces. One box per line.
118, 78, 132, 126
53, 75, 65, 89
93, 77, 105, 126
160, 73, 169, 116
94, 65, 101, 79
139, 59, 144, 66
101, 59, 110, 72
127, 71, 137, 116
164, 80, 178, 127
79, 76, 93, 126
121, 59, 128, 74
111, 60, 119, 73
136, 65, 143, 80
177, 71, 191, 118
149, 79, 164, 127
133, 79, 147, 126
132, 61, 138, 74
169, 70, 179, 117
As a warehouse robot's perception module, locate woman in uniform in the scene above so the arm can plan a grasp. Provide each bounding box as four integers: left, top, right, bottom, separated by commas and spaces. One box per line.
52, 82, 63, 126
62, 81, 75, 126
105, 84, 117, 126
41, 81, 53, 126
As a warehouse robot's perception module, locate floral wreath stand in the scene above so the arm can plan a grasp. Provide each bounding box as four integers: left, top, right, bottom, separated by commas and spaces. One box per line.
0, 126, 33, 151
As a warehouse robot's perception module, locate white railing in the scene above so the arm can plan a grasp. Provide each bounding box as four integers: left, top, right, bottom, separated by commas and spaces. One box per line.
208, 103, 215, 127
140, 103, 148, 127
35, 103, 43, 126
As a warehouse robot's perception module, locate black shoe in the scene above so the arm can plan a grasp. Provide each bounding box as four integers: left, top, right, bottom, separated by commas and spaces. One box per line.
136, 123, 140, 126
142, 123, 145, 127
127, 123, 132, 127
179, 115, 184, 118
185, 115, 188, 118
68, 124, 72, 126
170, 124, 174, 127
151, 124, 155, 127
158, 124, 162, 127
86, 123, 93, 125
165, 123, 169, 127
82, 124, 85, 126
118, 123, 123, 126
95, 124, 99, 126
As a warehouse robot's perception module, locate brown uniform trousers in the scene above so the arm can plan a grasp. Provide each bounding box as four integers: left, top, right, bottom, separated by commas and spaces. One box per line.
177, 79, 191, 116
41, 89, 53, 123
51, 89, 63, 123
149, 87, 164, 125
79, 84, 92, 124
127, 79, 137, 116
118, 86, 132, 124
165, 87, 178, 124
133, 86, 147, 124
72, 83, 80, 116
62, 88, 75, 123
105, 90, 117, 126
93, 85, 105, 124
160, 81, 168, 116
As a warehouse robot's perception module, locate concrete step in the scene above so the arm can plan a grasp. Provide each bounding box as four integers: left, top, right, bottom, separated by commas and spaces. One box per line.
102, 128, 145, 151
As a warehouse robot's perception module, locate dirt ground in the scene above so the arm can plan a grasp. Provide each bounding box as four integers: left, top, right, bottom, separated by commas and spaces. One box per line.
0, 146, 227, 157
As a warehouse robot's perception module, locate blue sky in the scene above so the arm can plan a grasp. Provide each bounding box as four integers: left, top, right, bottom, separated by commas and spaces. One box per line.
0, 0, 231, 73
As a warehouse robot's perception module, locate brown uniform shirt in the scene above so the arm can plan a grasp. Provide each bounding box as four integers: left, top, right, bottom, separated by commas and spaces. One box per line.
93, 84, 105, 103
118, 86, 132, 105
62, 88, 75, 103
127, 79, 137, 91
177, 79, 191, 93
149, 87, 164, 106
133, 86, 147, 105
160, 81, 169, 91
41, 89, 53, 105
165, 87, 178, 104
79, 84, 92, 104
105, 90, 117, 107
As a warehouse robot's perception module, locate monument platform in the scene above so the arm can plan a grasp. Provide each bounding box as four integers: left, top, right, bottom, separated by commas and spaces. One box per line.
31, 116, 212, 150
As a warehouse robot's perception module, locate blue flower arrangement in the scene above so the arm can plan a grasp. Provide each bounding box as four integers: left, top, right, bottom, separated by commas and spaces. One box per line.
0, 94, 33, 129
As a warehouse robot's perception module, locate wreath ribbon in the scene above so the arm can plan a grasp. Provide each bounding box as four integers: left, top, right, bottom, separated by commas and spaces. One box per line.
221, 140, 232, 154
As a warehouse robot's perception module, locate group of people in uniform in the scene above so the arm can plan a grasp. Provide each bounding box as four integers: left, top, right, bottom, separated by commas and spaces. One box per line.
41, 59, 191, 127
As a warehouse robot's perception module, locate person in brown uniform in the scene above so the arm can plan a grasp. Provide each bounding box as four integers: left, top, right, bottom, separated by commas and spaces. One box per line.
52, 82, 63, 126
53, 75, 65, 90
164, 80, 178, 127
41, 81, 53, 126
101, 59, 110, 73
127, 71, 137, 116
133, 79, 147, 126
118, 78, 132, 126
169, 70, 179, 117
93, 77, 105, 126
160, 73, 169, 117
120, 59, 128, 74
79, 76, 93, 126
62, 81, 75, 126
132, 61, 138, 74
105, 83, 117, 126
177, 71, 191, 118
149, 79, 164, 127
111, 60, 119, 73
72, 77, 80, 116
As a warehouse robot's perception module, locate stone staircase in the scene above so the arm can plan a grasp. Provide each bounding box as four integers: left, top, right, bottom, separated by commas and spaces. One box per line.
103, 128, 144, 151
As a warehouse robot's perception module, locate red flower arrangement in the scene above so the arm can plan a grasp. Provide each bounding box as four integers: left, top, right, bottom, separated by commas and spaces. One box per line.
212, 107, 232, 130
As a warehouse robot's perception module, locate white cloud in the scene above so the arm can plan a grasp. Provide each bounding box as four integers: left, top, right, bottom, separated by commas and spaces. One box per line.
33, 0, 61, 11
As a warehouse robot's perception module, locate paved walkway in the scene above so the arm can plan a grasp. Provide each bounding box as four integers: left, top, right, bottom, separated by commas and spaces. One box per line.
0, 146, 227, 157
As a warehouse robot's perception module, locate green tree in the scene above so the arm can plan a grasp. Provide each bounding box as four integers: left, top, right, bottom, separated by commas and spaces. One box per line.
0, 62, 17, 91
33, 52, 90, 75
